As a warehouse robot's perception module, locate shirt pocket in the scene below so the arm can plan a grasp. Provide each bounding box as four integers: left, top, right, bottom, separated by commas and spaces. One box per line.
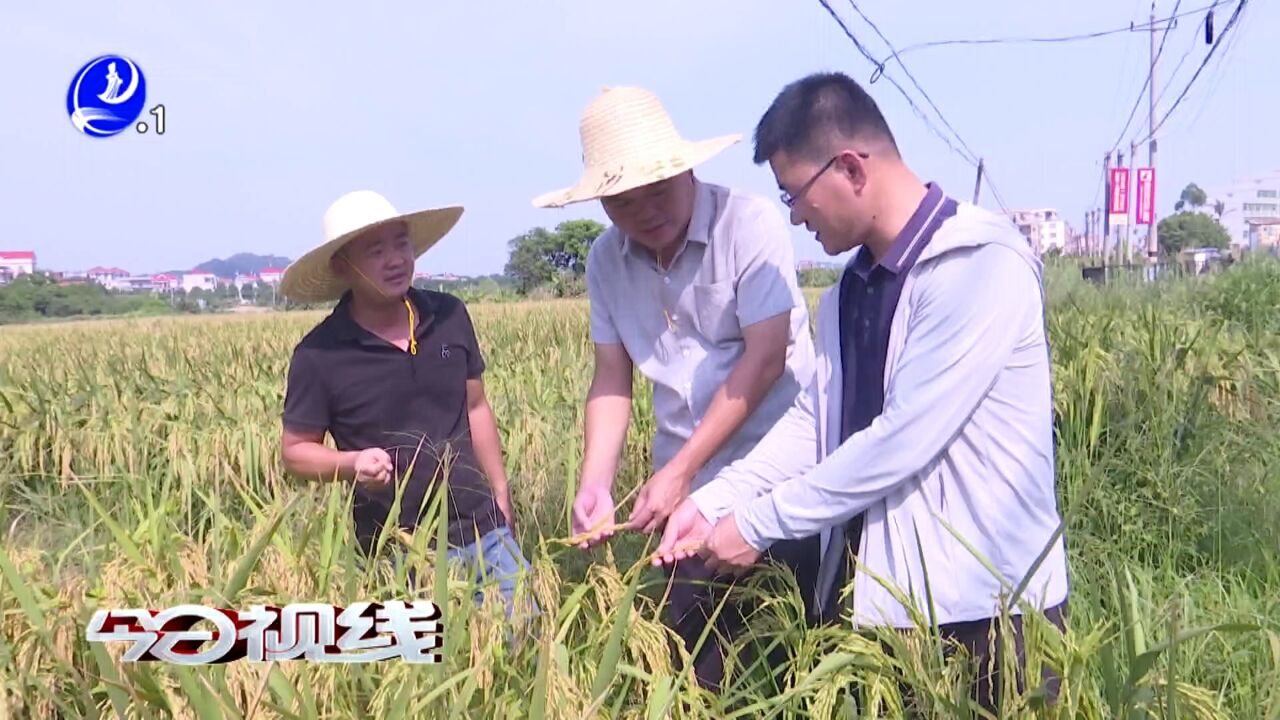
692, 280, 741, 344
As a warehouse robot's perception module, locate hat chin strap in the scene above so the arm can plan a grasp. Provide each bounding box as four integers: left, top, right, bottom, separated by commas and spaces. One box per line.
339, 255, 416, 355
338, 254, 407, 302
403, 297, 418, 356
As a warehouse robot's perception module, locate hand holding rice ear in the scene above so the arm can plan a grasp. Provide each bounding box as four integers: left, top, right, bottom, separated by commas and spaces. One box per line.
280, 190, 463, 304
554, 480, 645, 548
531, 85, 741, 209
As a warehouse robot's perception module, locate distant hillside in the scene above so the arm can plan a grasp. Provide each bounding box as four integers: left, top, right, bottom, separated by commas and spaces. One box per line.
194, 253, 291, 277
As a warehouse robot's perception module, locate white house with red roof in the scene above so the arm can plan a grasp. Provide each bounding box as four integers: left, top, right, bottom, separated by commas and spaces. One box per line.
0, 251, 36, 282
86, 265, 128, 280
258, 267, 285, 285
86, 266, 130, 289
152, 274, 179, 292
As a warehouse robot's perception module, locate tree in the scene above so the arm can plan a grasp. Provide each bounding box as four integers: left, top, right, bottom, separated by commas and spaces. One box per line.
1214, 200, 1226, 219
0, 273, 172, 324
504, 219, 605, 294
1174, 183, 1208, 212
254, 282, 276, 307
1156, 211, 1231, 256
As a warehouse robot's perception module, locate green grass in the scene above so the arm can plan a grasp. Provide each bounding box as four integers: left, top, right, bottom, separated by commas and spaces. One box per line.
0, 258, 1278, 718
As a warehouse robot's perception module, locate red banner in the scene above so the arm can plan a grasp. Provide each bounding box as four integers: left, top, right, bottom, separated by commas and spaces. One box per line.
1109, 168, 1131, 216
1136, 167, 1156, 225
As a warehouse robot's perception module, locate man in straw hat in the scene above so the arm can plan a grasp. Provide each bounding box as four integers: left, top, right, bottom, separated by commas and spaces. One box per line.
534, 86, 821, 690
279, 190, 534, 616
654, 72, 1070, 711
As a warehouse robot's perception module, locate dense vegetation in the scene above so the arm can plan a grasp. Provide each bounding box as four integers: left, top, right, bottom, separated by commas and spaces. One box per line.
0, 259, 1277, 718
0, 273, 173, 324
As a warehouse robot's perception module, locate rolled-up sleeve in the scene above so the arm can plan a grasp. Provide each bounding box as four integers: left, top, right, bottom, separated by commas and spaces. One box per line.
735, 244, 1042, 550
734, 203, 800, 328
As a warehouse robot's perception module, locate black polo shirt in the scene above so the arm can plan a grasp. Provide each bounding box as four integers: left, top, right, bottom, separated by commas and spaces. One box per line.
838, 183, 957, 550
282, 287, 504, 551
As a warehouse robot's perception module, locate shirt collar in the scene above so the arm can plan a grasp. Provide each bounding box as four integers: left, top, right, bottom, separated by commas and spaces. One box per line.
620, 177, 714, 260
331, 287, 435, 345
856, 182, 946, 277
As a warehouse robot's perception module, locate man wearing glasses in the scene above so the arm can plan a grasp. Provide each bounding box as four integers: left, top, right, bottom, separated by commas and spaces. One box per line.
533, 85, 820, 691
655, 72, 1070, 711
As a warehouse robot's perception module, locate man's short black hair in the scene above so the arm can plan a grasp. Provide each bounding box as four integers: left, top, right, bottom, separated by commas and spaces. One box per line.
752, 72, 899, 164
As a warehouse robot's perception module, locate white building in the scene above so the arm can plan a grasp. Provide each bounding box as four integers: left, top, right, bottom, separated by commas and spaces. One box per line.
152, 274, 179, 292
86, 266, 130, 288
1005, 209, 1069, 255
0, 251, 36, 282
1246, 219, 1280, 254
112, 275, 158, 293
181, 270, 218, 293
258, 267, 285, 285
1204, 170, 1280, 251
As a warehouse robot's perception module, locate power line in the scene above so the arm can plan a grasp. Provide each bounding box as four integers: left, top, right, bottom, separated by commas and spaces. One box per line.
1108, 0, 1146, 122
1107, 67, 1155, 154
845, 0, 1014, 213
814, 0, 979, 167
881, 0, 1222, 62
844, 0, 980, 165
1137, 0, 1246, 143
1178, 10, 1246, 133
1106, 0, 1209, 154
817, 0, 1015, 213
1153, 21, 1200, 106
984, 172, 1012, 214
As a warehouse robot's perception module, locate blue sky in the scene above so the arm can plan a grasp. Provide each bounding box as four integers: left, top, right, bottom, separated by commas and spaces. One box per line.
2, 1, 1274, 276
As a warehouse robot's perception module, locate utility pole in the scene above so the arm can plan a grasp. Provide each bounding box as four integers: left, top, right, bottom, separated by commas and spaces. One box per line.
1084, 210, 1091, 258
1147, 1, 1160, 264
972, 158, 984, 204
1087, 210, 1095, 257
1118, 147, 1128, 266
1095, 209, 1102, 258
1103, 151, 1112, 268
1083, 209, 1090, 257
1096, 209, 1103, 258
1088, 209, 1094, 258
1093, 209, 1101, 258
1131, 139, 1141, 265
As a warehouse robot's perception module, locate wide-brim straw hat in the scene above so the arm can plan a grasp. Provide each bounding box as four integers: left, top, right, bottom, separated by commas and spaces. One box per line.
280, 190, 463, 303
532, 86, 741, 209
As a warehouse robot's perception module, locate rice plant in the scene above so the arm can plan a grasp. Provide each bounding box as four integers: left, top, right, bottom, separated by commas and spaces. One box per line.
1, 259, 1277, 718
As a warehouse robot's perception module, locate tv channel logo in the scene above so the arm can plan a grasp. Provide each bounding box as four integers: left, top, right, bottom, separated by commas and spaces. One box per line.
67, 55, 165, 137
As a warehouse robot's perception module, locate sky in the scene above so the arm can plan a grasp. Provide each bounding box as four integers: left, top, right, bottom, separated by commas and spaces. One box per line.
2, 0, 1276, 277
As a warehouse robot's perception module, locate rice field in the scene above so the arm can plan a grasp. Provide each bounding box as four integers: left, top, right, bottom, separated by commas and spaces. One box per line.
1, 259, 1279, 718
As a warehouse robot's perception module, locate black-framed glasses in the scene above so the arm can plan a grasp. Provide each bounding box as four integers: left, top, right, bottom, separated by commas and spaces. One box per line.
779, 151, 869, 208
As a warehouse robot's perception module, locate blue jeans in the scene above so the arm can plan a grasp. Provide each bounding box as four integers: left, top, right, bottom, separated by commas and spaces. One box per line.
445, 527, 538, 620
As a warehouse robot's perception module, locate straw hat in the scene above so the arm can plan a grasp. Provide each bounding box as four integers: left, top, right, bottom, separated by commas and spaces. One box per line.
532, 86, 741, 208
280, 190, 463, 303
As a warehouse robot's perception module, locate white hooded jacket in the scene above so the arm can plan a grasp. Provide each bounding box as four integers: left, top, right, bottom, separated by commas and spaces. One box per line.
691, 201, 1070, 628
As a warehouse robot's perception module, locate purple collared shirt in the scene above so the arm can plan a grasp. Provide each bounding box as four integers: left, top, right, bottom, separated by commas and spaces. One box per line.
837, 184, 958, 543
